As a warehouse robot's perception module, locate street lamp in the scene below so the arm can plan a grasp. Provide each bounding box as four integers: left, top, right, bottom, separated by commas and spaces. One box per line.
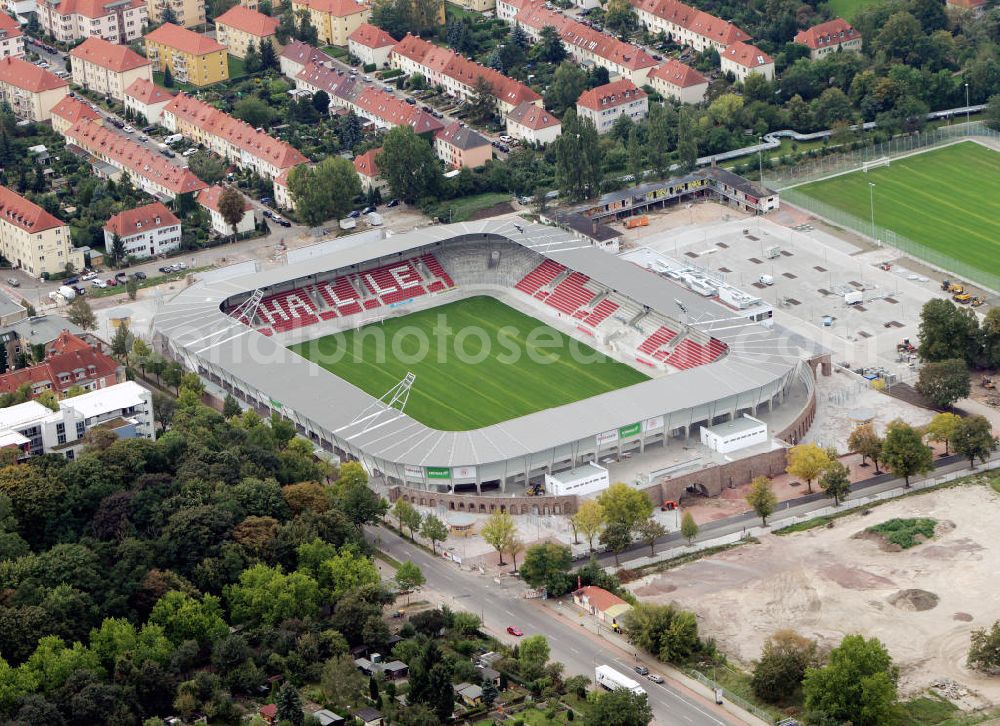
868, 182, 876, 241
965, 83, 970, 128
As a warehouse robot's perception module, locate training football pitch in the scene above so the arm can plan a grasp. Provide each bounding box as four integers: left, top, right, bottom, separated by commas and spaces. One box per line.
288, 296, 649, 431
794, 142, 1000, 283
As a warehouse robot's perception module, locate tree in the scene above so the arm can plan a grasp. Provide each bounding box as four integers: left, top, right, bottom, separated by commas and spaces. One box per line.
676, 108, 699, 172
275, 682, 303, 725
149, 591, 228, 648
111, 323, 132, 361
518, 634, 550, 680
222, 394, 241, 418
395, 560, 425, 601
848, 422, 883, 469
603, 0, 637, 36
506, 536, 525, 573
311, 89, 330, 114
553, 109, 602, 201
597, 482, 653, 536
296, 9, 318, 45
225, 563, 321, 626
986, 94, 1000, 132
480, 510, 515, 566
187, 152, 227, 185
802, 634, 898, 726
752, 630, 819, 704
746, 476, 778, 526
468, 76, 498, 126
918, 299, 980, 367
881, 419, 933, 487
786, 443, 832, 494
573, 499, 604, 551
600, 521, 632, 565
376, 126, 440, 204
520, 542, 572, 588
67, 296, 97, 330
482, 679, 498, 708
287, 157, 362, 227
160, 5, 177, 23
950, 415, 997, 469
623, 602, 699, 663
321, 654, 366, 706
680, 511, 698, 544
163, 65, 174, 88
545, 62, 586, 115
537, 24, 566, 63
420, 514, 447, 554
583, 687, 652, 726
924, 412, 960, 456
259, 37, 277, 69
626, 127, 643, 186
217, 187, 247, 242
233, 96, 274, 127
819, 460, 851, 506
126, 277, 138, 300
917, 358, 971, 409
392, 499, 417, 538
636, 517, 666, 556
968, 620, 1000, 672
108, 233, 126, 266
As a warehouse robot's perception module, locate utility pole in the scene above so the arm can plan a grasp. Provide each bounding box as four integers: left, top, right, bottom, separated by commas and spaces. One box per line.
965, 83, 970, 129
868, 182, 876, 242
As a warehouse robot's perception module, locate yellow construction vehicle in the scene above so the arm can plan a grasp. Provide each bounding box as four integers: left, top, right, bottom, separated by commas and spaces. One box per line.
971, 296, 986, 307
953, 293, 973, 304
944, 282, 965, 294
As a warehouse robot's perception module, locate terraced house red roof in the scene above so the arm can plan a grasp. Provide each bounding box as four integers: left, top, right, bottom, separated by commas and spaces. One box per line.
506, 101, 559, 130
349, 22, 396, 49
722, 40, 772, 68
630, 0, 750, 46
392, 34, 541, 107
352, 87, 444, 135
0, 333, 120, 396
0, 14, 22, 40
196, 185, 251, 213
65, 119, 208, 195
125, 77, 175, 105
164, 93, 309, 170
576, 79, 645, 110
70, 36, 150, 72
793, 18, 860, 50
648, 58, 706, 87
105, 202, 179, 236
145, 22, 226, 55
0, 56, 68, 93
0, 185, 63, 232
295, 0, 367, 15
51, 95, 101, 125
45, 0, 144, 18
353, 148, 380, 178
214, 5, 280, 36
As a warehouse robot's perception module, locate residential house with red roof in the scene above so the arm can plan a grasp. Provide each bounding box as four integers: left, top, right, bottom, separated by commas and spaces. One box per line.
946, 0, 987, 13
0, 56, 68, 122
498, 0, 658, 84
162, 93, 309, 181
0, 185, 83, 278
124, 77, 175, 124
576, 79, 647, 134
348, 23, 396, 68
629, 0, 750, 52
273, 168, 294, 210
434, 122, 491, 170
0, 331, 121, 397
505, 101, 561, 145
391, 34, 541, 117
50, 95, 102, 135
0, 15, 24, 60
38, 0, 147, 44
572, 586, 632, 630
147, 0, 207, 29
196, 185, 256, 237
647, 59, 707, 104
353, 148, 386, 194
70, 37, 152, 101
279, 39, 333, 80
720, 40, 774, 81
291, 0, 370, 46
144, 22, 229, 86
64, 119, 208, 199
794, 18, 861, 59
104, 202, 181, 258
214, 5, 280, 59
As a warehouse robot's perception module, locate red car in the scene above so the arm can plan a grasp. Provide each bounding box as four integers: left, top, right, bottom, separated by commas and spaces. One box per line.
106, 278, 118, 287
506, 626, 523, 637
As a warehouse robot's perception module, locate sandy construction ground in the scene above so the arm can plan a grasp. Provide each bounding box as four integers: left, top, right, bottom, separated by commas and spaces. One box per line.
630, 482, 1000, 708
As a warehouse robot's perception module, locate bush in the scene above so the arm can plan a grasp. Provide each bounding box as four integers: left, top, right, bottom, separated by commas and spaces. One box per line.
867, 518, 937, 549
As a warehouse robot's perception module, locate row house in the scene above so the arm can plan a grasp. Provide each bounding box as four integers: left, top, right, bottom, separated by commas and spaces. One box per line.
196, 185, 255, 237
50, 94, 102, 135
279, 39, 333, 80
352, 148, 384, 194
0, 331, 121, 397
214, 5, 279, 59
498, 0, 657, 84
38, 0, 147, 45
0, 56, 68, 122
348, 22, 395, 68
575, 79, 647, 134
793, 18, 862, 59
434, 122, 491, 169
719, 40, 773, 81
70, 36, 151, 102
629, 0, 749, 53
646, 58, 707, 104
103, 201, 181, 258
390, 33, 541, 117
146, 0, 206, 28
505, 100, 560, 145
0, 14, 24, 59
161, 93, 309, 181
123, 77, 175, 124
0, 185, 83, 278
63, 119, 208, 199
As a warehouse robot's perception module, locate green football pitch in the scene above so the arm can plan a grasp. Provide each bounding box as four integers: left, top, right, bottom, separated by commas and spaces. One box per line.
794, 142, 1000, 281
288, 296, 650, 431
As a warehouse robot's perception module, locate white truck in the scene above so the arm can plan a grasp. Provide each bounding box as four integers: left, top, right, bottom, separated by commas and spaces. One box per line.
339, 218, 357, 231
844, 290, 864, 305
163, 134, 183, 145
595, 665, 645, 695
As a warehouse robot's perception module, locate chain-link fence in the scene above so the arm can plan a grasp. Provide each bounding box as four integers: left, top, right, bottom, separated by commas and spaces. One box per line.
686, 668, 778, 724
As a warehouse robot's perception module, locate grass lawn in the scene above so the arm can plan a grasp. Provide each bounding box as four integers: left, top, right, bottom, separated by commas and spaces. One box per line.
897, 694, 959, 725
86, 266, 212, 299
227, 55, 247, 79
794, 142, 1000, 282
826, 0, 883, 19
867, 518, 937, 549
287, 295, 649, 430
427, 193, 513, 223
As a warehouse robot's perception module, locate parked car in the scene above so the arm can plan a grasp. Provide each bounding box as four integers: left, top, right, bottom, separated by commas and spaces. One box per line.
646, 674, 664, 684
506, 626, 523, 636
72, 286, 86, 296
183, 148, 198, 157
348, 210, 361, 218
175, 262, 187, 270
115, 271, 128, 281
161, 149, 176, 158
64, 276, 79, 285
132, 271, 147, 281
276, 218, 291, 227
122, 125, 135, 133
106, 278, 118, 287
91, 279, 107, 288
81, 272, 97, 281
634, 665, 649, 676
362, 205, 375, 214
262, 209, 273, 219
386, 199, 400, 208
158, 265, 175, 273
404, 97, 416, 105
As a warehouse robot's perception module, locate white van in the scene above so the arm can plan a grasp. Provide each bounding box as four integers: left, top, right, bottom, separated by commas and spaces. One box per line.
164, 134, 183, 145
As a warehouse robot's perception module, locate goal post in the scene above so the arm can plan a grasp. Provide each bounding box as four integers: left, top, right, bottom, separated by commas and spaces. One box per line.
862, 157, 890, 173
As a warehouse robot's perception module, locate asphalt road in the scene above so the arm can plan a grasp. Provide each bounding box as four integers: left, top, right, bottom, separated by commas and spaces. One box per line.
369, 524, 736, 726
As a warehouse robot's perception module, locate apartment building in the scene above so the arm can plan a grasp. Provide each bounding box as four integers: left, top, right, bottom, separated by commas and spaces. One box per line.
0, 14, 25, 59
0, 331, 121, 397
576, 79, 647, 134
196, 185, 255, 237
0, 380, 154, 460
123, 76, 175, 123
390, 34, 540, 117
291, 0, 369, 46
161, 93, 308, 180
793, 18, 861, 59
0, 185, 83, 278
352, 148, 385, 194
0, 56, 68, 122
50, 94, 102, 135
144, 22, 228, 86
497, 0, 658, 84
646, 59, 707, 104
273, 168, 293, 209
720, 40, 774, 81
348, 23, 395, 68
37, 0, 147, 45
70, 36, 151, 101
63, 119, 208, 199
629, 0, 749, 52
214, 5, 279, 59
505, 101, 560, 145
103, 201, 181, 258
434, 122, 491, 170
146, 0, 205, 28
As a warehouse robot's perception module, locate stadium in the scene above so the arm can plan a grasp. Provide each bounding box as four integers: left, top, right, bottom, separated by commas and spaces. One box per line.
152, 219, 818, 508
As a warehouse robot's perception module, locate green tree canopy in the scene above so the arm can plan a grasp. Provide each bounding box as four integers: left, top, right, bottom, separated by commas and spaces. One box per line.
803, 634, 898, 726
